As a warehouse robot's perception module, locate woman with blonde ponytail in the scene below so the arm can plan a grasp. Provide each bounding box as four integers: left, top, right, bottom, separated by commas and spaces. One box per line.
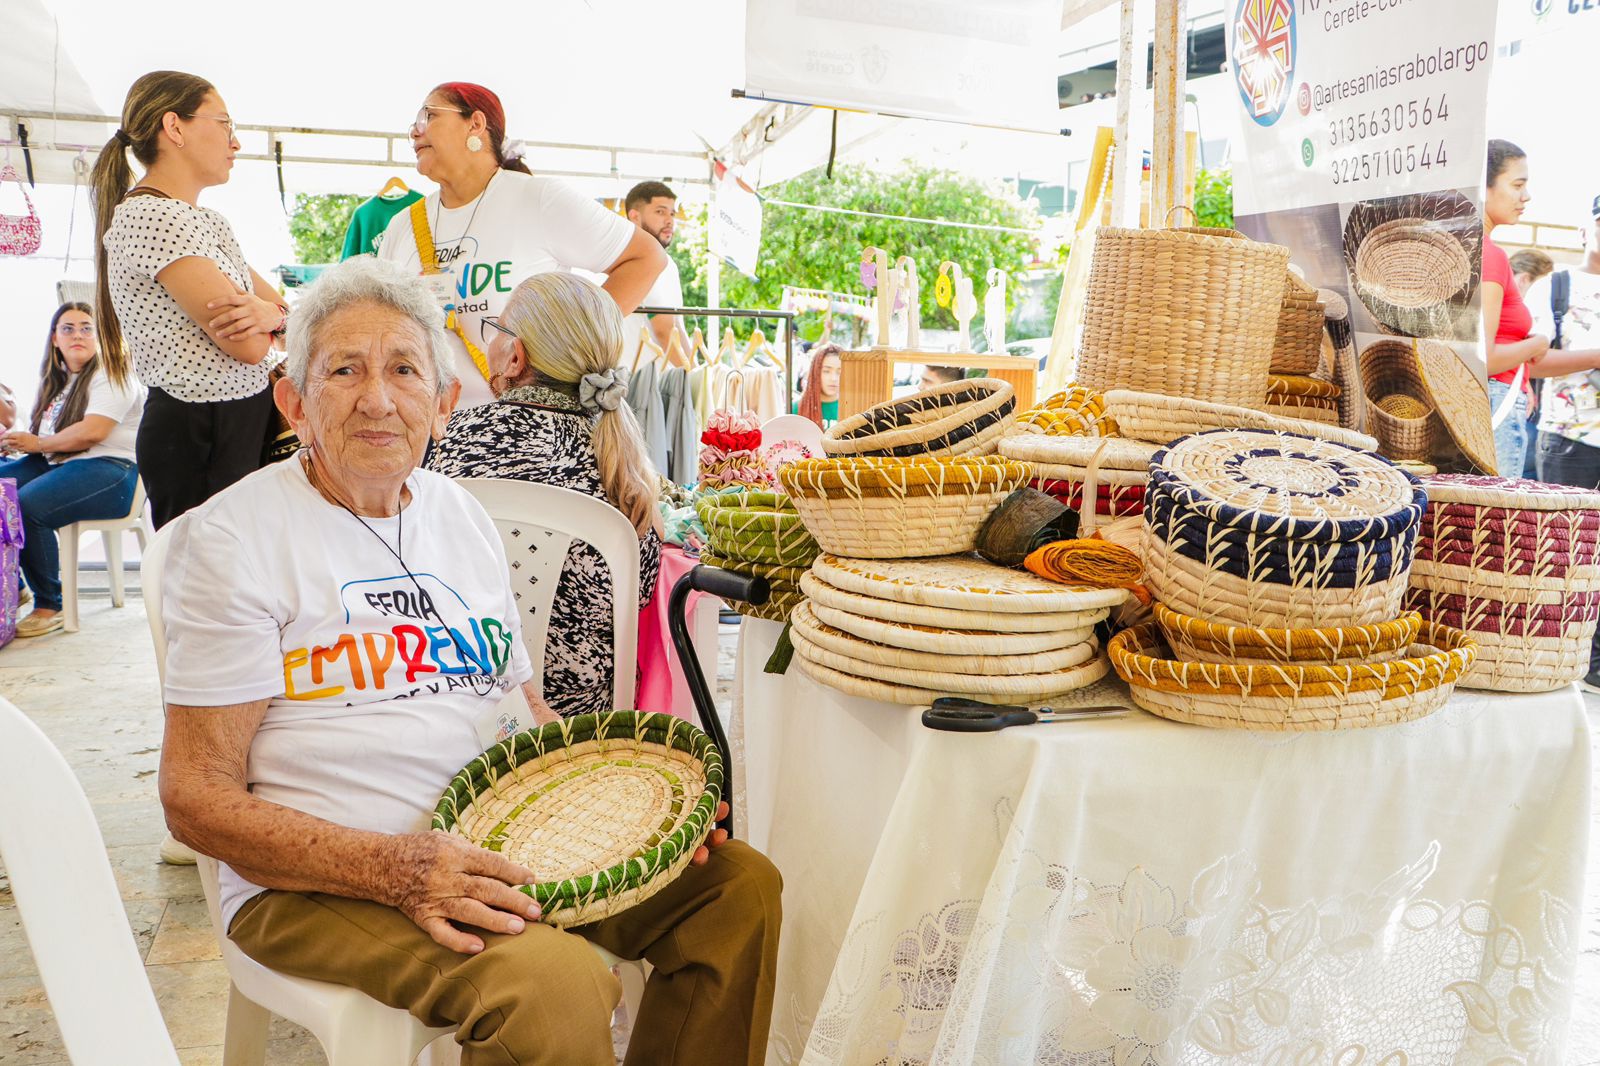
94, 71, 288, 528
426, 271, 663, 718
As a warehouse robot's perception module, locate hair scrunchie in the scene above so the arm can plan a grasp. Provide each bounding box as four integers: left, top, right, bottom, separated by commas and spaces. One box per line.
579, 367, 630, 413
113, 129, 133, 146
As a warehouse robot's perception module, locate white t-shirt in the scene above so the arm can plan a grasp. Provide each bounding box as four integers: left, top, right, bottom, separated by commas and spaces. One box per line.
41, 369, 146, 464
620, 253, 684, 366
160, 458, 535, 928
103, 195, 271, 404
1529, 268, 1600, 445
377, 171, 636, 409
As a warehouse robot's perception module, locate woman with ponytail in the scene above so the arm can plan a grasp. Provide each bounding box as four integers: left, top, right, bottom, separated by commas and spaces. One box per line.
94, 71, 286, 528
377, 82, 666, 410
0, 303, 145, 637
426, 272, 662, 718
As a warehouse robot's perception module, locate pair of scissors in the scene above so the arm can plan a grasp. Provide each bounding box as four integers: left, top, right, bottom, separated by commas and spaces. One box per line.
921, 696, 1128, 732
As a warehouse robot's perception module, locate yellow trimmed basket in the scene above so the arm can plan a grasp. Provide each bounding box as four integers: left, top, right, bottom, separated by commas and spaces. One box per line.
1153, 602, 1423, 666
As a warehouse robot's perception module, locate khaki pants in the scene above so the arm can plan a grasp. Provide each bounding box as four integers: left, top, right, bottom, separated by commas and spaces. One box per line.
229, 841, 781, 1066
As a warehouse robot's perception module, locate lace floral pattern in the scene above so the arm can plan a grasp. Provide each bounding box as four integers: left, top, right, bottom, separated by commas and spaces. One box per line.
802, 845, 1579, 1066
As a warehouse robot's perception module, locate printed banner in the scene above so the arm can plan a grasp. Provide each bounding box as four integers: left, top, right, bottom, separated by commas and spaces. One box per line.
1229, 0, 1501, 473
742, 0, 1061, 131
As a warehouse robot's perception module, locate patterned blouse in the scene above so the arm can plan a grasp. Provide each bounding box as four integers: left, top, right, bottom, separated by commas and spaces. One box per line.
424, 384, 661, 718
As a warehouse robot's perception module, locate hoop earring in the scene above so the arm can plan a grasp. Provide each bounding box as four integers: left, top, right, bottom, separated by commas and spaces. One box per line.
466, 134, 484, 153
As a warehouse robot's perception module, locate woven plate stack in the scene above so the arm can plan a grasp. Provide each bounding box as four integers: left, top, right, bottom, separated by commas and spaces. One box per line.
779, 456, 1030, 559
1104, 389, 1378, 452
1011, 387, 1118, 438
998, 433, 1157, 520
1264, 374, 1341, 426
1111, 429, 1474, 730
792, 554, 1127, 705
1406, 474, 1600, 692
1142, 429, 1426, 629
822, 378, 1017, 458
695, 491, 819, 621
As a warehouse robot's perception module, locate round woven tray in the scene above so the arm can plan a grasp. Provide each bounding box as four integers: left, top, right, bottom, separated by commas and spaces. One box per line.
799, 569, 1108, 633
791, 601, 1099, 677
1144, 535, 1411, 628
792, 639, 1110, 705
1411, 339, 1497, 474
1265, 401, 1341, 426
999, 433, 1158, 471
1263, 392, 1339, 412
432, 711, 721, 928
698, 492, 820, 567
1154, 602, 1422, 666
1014, 387, 1117, 437
1105, 389, 1379, 452
1421, 473, 1600, 512
1148, 429, 1423, 540
1344, 193, 1482, 338
1109, 622, 1474, 730
805, 598, 1098, 655
780, 457, 1029, 560
811, 553, 1129, 613
822, 378, 1017, 458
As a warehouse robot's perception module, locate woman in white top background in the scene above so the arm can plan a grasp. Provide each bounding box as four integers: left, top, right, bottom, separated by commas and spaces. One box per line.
92, 70, 287, 529
378, 82, 667, 409
0, 303, 145, 638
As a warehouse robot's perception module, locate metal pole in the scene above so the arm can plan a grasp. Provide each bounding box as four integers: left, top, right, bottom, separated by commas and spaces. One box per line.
705, 158, 722, 311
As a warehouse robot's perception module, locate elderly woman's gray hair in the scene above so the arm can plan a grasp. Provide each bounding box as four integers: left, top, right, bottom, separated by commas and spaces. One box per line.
284, 257, 456, 393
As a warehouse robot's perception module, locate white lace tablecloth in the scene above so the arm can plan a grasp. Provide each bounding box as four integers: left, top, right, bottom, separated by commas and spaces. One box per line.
733, 621, 1593, 1066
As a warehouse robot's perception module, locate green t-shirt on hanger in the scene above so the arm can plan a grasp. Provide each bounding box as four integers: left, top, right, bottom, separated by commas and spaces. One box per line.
341, 190, 423, 260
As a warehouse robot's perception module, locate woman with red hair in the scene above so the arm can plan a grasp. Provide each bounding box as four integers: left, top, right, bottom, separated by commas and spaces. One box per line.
797, 343, 843, 429
379, 83, 666, 409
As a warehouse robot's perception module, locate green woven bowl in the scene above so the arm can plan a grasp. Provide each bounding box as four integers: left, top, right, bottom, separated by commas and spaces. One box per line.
432, 711, 723, 927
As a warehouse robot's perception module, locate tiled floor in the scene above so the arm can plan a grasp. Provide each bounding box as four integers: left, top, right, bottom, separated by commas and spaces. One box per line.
2, 582, 1599, 1064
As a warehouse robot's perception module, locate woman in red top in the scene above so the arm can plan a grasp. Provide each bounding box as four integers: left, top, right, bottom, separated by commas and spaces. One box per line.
1482, 139, 1549, 476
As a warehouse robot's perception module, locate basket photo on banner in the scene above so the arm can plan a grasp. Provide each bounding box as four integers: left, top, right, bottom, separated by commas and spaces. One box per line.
1227, 0, 1499, 474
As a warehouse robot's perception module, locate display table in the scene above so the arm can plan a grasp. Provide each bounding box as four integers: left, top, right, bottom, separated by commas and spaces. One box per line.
733, 620, 1593, 1065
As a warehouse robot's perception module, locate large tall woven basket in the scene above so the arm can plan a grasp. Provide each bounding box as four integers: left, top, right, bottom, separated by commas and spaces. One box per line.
1078, 221, 1290, 407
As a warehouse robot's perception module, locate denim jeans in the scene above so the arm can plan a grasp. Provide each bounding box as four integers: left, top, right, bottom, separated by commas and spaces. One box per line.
1486, 379, 1527, 479
1535, 431, 1600, 675
0, 453, 139, 612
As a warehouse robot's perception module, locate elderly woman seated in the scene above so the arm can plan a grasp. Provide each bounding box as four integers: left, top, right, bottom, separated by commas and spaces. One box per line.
426, 271, 662, 718
157, 257, 780, 1066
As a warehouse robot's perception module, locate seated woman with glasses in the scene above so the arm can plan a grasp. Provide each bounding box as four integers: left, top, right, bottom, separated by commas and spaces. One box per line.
377, 82, 667, 411
0, 302, 146, 638
426, 272, 663, 718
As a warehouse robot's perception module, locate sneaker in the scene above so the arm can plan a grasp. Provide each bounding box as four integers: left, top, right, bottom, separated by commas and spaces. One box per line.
159, 832, 198, 866
1580, 668, 1600, 697
15, 610, 63, 638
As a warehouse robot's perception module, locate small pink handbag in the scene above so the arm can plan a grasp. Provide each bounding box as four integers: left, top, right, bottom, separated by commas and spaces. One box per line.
0, 165, 42, 257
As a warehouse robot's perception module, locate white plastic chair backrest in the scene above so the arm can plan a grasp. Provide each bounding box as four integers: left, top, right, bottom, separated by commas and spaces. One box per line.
458, 478, 641, 711
143, 525, 171, 687
126, 476, 147, 522
761, 413, 825, 456
0, 697, 181, 1066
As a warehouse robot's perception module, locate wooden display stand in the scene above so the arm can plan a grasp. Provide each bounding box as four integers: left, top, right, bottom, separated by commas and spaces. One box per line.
837, 348, 1038, 419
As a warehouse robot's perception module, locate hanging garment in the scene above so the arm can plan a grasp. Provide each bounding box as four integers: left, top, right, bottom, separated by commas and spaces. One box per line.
660, 366, 700, 486
340, 190, 423, 260
688, 364, 713, 429
627, 359, 669, 475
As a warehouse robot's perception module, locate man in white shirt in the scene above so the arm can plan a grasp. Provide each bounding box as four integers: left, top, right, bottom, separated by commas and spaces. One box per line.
622, 181, 690, 364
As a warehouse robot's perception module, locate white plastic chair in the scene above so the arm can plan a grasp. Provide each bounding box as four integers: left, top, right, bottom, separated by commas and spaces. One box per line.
143, 490, 644, 1066
61, 475, 152, 632
0, 696, 181, 1065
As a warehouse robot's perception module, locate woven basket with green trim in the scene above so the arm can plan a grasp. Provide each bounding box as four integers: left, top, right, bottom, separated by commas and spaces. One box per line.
432, 711, 722, 927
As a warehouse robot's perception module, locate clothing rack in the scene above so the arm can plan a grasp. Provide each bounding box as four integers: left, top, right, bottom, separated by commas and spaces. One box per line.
635, 306, 798, 415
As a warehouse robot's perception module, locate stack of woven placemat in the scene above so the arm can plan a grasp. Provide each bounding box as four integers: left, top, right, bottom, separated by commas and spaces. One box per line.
1010, 387, 1118, 438
792, 553, 1126, 704
695, 490, 818, 621
998, 433, 1156, 521
1264, 374, 1341, 426
1406, 474, 1600, 691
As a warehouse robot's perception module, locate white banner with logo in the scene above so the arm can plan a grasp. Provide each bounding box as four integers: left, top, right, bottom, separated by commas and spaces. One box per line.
742, 0, 1062, 131
711, 165, 764, 278
1227, 0, 1500, 471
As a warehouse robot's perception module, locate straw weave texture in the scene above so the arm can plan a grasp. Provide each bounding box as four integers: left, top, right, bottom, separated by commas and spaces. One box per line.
1105, 390, 1379, 451
822, 378, 1016, 458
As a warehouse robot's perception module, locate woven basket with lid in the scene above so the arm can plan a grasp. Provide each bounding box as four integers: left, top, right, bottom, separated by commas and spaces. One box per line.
822, 378, 1016, 459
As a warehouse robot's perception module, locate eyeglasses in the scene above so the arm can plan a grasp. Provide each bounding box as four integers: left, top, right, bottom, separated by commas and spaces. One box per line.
479, 316, 516, 346
413, 105, 468, 136
54, 323, 94, 337
184, 113, 237, 138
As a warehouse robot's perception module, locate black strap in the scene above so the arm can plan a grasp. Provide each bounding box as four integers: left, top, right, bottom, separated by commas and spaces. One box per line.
1552, 270, 1571, 350
18, 124, 33, 186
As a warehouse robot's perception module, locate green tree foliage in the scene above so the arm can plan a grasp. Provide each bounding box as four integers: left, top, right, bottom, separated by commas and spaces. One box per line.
671, 165, 1043, 345
1192, 168, 1234, 230
288, 193, 363, 264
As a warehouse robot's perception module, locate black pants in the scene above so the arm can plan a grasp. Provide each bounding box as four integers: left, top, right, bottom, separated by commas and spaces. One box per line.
137, 385, 275, 529
1535, 431, 1600, 673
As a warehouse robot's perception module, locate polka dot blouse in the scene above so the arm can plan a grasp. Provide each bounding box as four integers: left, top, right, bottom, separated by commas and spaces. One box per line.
103, 196, 271, 403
